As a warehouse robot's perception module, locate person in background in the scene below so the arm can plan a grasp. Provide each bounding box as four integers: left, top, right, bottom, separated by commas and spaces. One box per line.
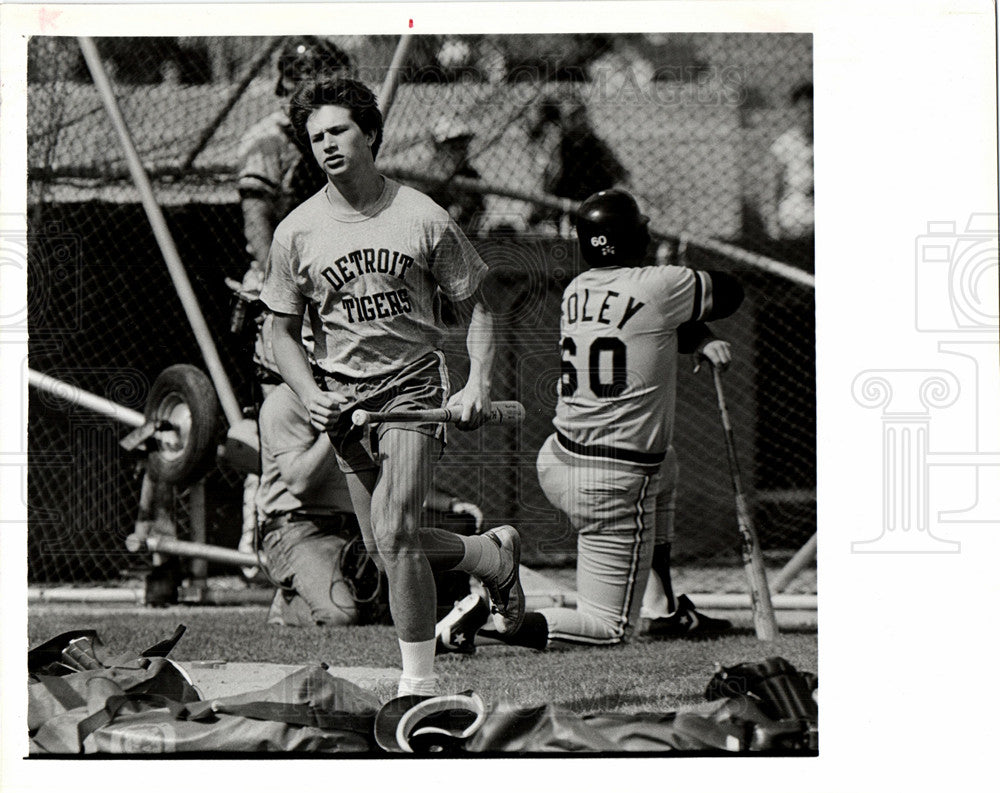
766, 81, 814, 270
231, 38, 353, 569
527, 87, 629, 235
237, 37, 354, 288
424, 118, 487, 238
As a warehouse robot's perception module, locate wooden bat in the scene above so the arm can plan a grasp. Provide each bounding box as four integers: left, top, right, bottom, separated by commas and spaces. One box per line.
711, 365, 780, 641
352, 400, 525, 427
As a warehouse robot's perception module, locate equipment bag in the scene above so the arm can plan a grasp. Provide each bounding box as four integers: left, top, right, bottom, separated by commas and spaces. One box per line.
28, 628, 380, 755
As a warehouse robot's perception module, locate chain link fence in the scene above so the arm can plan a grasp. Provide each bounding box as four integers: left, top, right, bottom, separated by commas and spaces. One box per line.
27, 34, 814, 592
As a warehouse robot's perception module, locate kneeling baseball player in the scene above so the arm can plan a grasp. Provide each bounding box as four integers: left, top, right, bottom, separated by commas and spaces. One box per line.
437, 189, 742, 653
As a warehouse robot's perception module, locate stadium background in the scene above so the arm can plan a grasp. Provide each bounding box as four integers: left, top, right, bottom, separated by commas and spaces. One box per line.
25, 34, 815, 591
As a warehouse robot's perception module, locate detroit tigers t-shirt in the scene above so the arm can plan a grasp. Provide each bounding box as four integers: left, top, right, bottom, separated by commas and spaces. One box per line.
261, 178, 487, 378
553, 264, 713, 460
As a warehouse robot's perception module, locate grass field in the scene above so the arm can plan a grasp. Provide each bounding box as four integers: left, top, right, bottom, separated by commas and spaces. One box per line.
28, 602, 817, 714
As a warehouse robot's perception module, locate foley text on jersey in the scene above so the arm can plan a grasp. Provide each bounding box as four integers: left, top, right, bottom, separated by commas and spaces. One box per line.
564, 288, 646, 330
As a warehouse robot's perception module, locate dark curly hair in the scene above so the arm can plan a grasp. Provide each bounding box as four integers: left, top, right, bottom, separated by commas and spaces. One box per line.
288, 77, 384, 160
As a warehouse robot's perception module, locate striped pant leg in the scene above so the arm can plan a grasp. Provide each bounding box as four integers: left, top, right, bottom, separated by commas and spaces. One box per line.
537, 438, 659, 646
542, 523, 656, 646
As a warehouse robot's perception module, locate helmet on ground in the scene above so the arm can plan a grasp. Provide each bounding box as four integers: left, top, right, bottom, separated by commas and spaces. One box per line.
574, 189, 651, 268
276, 37, 352, 96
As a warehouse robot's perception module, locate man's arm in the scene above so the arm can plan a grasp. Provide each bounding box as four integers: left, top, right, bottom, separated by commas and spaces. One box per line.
274, 431, 339, 498
692, 270, 744, 322
674, 270, 742, 372
240, 195, 278, 290
270, 312, 346, 431
677, 321, 733, 372
447, 292, 495, 430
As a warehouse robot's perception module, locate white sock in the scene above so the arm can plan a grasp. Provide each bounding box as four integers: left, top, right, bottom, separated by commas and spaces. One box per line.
641, 571, 671, 618
456, 535, 502, 579
397, 638, 437, 697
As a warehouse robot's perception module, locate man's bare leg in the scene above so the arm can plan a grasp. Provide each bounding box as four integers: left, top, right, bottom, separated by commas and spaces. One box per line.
369, 429, 440, 695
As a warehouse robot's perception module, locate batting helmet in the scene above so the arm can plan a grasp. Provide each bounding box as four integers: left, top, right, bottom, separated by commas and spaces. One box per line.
574, 189, 651, 268
275, 37, 352, 97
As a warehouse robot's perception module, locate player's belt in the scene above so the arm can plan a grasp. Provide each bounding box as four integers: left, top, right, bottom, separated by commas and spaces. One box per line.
260, 511, 357, 537
555, 432, 666, 468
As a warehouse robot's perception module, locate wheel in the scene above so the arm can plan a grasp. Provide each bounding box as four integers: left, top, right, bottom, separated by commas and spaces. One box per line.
144, 364, 220, 487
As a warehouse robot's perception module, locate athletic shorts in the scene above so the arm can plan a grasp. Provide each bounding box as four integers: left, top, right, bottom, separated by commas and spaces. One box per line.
321, 351, 450, 474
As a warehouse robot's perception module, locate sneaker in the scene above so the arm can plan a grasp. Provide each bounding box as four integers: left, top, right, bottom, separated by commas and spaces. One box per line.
480, 525, 525, 634
645, 594, 732, 638
435, 593, 490, 655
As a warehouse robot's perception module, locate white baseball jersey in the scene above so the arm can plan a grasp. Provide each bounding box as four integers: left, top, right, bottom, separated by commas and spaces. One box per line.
553, 264, 715, 462
237, 110, 323, 217
260, 178, 487, 378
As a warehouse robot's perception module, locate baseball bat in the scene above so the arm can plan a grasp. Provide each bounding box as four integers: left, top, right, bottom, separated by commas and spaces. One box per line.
711, 365, 780, 641
352, 400, 525, 427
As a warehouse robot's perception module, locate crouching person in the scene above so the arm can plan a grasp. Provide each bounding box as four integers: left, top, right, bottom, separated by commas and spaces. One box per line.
257, 381, 486, 627
257, 381, 362, 626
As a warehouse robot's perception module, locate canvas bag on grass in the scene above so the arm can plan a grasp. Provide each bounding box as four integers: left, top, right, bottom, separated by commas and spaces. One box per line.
29, 627, 381, 754
29, 625, 198, 734
30, 664, 381, 754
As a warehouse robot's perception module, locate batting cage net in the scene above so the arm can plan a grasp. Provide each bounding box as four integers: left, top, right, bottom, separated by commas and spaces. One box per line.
26, 34, 814, 593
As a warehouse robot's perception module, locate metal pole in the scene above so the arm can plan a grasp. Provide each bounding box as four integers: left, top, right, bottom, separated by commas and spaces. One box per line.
187, 480, 209, 589
382, 167, 812, 289
381, 165, 576, 216
377, 35, 414, 122
524, 591, 816, 611
692, 237, 814, 289
134, 534, 265, 569
28, 369, 146, 428
770, 532, 818, 593
78, 37, 243, 428
670, 593, 816, 610
181, 37, 282, 171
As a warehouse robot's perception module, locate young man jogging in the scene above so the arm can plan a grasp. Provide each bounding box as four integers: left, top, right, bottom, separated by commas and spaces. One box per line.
260, 78, 523, 696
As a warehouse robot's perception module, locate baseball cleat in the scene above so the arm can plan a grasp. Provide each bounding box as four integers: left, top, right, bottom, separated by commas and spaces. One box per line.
645, 594, 732, 638
435, 593, 490, 655
480, 525, 525, 635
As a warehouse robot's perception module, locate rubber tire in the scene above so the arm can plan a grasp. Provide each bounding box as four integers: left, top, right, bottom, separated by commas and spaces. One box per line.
144, 364, 220, 487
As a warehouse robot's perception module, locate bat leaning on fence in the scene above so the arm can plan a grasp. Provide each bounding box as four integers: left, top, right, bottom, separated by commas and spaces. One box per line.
710, 364, 780, 641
